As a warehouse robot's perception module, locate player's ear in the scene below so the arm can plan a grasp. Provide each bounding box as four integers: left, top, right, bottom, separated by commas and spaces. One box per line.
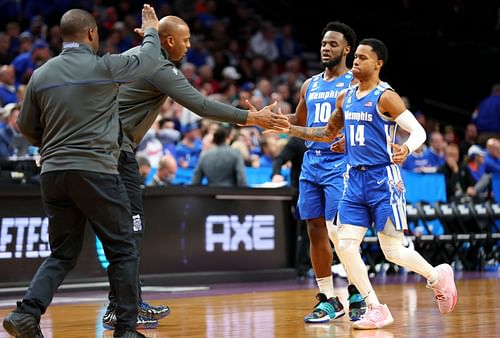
344, 45, 351, 56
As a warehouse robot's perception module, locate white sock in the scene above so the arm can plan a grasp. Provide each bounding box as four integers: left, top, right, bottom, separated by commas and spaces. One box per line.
428, 268, 439, 285
316, 276, 335, 299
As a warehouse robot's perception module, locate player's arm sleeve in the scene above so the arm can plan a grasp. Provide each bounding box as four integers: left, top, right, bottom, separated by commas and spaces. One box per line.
17, 79, 43, 147
149, 64, 248, 124
394, 110, 426, 154
106, 28, 161, 83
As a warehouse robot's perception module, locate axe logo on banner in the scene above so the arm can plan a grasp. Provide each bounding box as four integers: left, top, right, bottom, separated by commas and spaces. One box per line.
205, 215, 275, 252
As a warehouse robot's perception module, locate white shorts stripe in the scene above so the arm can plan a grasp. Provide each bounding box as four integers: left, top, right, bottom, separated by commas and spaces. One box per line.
386, 165, 402, 230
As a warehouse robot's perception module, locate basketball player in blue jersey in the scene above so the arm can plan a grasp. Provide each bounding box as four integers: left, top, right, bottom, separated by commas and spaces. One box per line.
286, 22, 366, 323
275, 38, 457, 330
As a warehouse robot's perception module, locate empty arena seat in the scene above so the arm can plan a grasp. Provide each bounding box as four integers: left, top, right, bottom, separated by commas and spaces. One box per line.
415, 202, 444, 235
434, 202, 463, 234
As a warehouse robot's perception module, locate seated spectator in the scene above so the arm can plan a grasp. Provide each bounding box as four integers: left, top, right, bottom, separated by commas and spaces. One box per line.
157, 117, 181, 156
192, 125, 247, 187
0, 65, 17, 106
485, 138, 500, 173
402, 144, 435, 173
443, 125, 459, 145
466, 145, 486, 183
249, 21, 279, 62
137, 156, 155, 186
438, 143, 476, 202
259, 135, 280, 168
0, 103, 28, 159
11, 39, 50, 85
459, 123, 478, 161
423, 131, 446, 170
472, 84, 500, 144
151, 153, 178, 186
175, 122, 202, 169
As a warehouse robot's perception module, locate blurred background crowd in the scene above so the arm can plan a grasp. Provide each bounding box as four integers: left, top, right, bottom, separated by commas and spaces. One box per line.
0, 0, 499, 204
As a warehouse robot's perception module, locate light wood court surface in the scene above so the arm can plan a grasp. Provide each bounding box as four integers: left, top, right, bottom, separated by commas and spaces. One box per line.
0, 278, 499, 338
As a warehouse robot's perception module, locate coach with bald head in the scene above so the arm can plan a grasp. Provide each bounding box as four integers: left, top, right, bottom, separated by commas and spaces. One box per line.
3, 5, 161, 338
98, 15, 289, 329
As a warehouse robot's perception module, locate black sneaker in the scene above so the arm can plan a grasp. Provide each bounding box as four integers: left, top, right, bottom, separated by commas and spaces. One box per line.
138, 302, 171, 320
113, 329, 146, 338
348, 284, 367, 321
304, 293, 345, 323
3, 312, 44, 338
102, 310, 158, 330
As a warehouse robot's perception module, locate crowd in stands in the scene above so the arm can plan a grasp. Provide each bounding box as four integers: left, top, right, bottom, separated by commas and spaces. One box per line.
0, 1, 499, 200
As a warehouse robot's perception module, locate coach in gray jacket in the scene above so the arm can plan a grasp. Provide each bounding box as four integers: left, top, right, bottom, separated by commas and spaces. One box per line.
4, 6, 160, 338
101, 15, 289, 329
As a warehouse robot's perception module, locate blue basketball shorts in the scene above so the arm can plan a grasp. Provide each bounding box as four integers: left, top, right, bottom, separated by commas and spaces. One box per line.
297, 150, 346, 221
338, 163, 407, 232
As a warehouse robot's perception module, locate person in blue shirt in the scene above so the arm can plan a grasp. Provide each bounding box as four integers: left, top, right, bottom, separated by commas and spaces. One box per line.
276, 38, 457, 330
473, 84, 500, 144
485, 138, 500, 173
0, 65, 18, 106
11, 39, 50, 85
423, 131, 445, 170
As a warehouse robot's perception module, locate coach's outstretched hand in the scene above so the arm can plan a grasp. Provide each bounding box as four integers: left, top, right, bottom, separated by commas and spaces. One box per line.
245, 100, 290, 131
135, 4, 159, 35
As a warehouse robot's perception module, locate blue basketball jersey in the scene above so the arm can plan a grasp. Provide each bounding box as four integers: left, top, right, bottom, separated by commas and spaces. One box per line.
305, 71, 353, 155
342, 82, 397, 167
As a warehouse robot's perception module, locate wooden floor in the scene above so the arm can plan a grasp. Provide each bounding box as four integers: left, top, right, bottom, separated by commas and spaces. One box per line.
0, 277, 499, 338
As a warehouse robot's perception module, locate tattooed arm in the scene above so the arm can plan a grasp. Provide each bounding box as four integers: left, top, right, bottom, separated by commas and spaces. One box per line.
287, 90, 346, 142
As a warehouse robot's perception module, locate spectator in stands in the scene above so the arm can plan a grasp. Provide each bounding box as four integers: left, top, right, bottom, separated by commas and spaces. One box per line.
175, 122, 202, 168
259, 135, 279, 167
275, 24, 301, 63
186, 35, 212, 67
466, 145, 486, 183
443, 125, 459, 145
472, 84, 500, 144
221, 65, 241, 84
249, 21, 279, 62
137, 156, 154, 186
459, 123, 478, 161
485, 138, 500, 173
438, 143, 476, 202
192, 125, 247, 186
151, 153, 178, 186
157, 117, 181, 156
401, 144, 435, 173
180, 62, 198, 86
0, 65, 17, 106
253, 78, 273, 106
0, 32, 11, 65
0, 106, 7, 129
0, 103, 28, 159
424, 131, 446, 170
11, 39, 50, 85
195, 64, 219, 94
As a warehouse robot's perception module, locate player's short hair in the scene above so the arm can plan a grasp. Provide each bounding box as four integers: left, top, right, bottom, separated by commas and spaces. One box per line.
359, 38, 388, 64
60, 9, 97, 40
322, 22, 357, 49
